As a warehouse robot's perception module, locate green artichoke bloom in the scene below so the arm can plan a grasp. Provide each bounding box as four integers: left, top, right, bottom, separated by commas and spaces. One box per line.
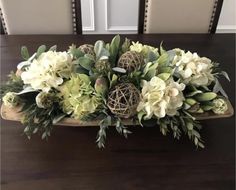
35, 92, 54, 109
2, 92, 20, 108
212, 98, 228, 114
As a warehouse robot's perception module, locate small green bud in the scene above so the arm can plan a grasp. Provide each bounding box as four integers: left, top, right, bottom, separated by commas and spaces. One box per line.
196, 108, 204, 113
95, 77, 108, 96
185, 98, 197, 106
195, 92, 217, 102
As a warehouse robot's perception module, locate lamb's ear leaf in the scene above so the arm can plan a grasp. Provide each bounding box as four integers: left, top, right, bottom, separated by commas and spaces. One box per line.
213, 78, 228, 98
21, 46, 30, 60
221, 71, 230, 81
36, 45, 46, 58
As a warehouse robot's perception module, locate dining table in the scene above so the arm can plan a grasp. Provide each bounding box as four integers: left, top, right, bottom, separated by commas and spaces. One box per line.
0, 34, 235, 190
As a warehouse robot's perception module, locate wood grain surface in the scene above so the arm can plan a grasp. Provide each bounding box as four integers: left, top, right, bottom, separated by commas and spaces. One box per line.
0, 34, 235, 190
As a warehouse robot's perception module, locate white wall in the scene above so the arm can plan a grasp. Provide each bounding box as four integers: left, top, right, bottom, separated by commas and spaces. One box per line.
217, 0, 236, 33
81, 0, 236, 34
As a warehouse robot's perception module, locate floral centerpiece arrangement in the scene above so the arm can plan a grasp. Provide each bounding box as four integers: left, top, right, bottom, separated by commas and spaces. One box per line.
0, 35, 231, 148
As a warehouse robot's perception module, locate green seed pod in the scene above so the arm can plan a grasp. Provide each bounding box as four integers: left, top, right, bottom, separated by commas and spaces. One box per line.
196, 108, 204, 113
188, 104, 200, 113
194, 92, 217, 102
185, 98, 197, 106
95, 77, 108, 96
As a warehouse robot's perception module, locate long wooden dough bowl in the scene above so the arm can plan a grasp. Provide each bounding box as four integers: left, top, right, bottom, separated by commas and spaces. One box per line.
1, 100, 234, 127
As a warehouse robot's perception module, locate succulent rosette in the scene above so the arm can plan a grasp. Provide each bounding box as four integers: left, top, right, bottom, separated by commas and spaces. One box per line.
0, 35, 231, 149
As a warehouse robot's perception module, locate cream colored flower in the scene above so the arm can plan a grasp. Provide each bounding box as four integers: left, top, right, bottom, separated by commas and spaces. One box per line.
130, 41, 158, 57
172, 49, 214, 86
137, 76, 185, 119
212, 98, 228, 114
21, 51, 72, 92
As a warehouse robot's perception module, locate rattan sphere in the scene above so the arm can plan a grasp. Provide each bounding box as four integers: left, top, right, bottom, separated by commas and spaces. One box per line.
107, 83, 140, 118
117, 51, 144, 72
78, 44, 95, 57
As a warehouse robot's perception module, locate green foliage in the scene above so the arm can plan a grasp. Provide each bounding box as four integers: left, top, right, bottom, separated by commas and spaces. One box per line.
0, 72, 24, 98
21, 46, 30, 60
120, 38, 130, 55
21, 101, 64, 140
78, 57, 94, 70
109, 35, 120, 67
36, 45, 46, 58
96, 115, 111, 148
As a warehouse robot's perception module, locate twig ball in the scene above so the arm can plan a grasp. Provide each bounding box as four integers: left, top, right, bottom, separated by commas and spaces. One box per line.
107, 83, 140, 118
117, 51, 144, 72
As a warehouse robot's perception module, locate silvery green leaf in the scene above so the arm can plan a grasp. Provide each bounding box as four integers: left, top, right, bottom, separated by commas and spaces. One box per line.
84, 54, 95, 61
213, 78, 228, 98
147, 51, 159, 62
157, 53, 169, 66
78, 74, 90, 84
145, 69, 156, 80
78, 57, 94, 70
137, 111, 145, 126
17, 61, 31, 70
21, 46, 30, 60
112, 67, 126, 73
36, 45, 46, 58
221, 71, 230, 81
99, 55, 109, 60
186, 90, 203, 97
110, 74, 118, 87
160, 42, 166, 54
49, 45, 57, 51
15, 86, 38, 95
166, 50, 176, 61
53, 114, 66, 124
157, 73, 171, 81
94, 40, 104, 58
121, 38, 130, 53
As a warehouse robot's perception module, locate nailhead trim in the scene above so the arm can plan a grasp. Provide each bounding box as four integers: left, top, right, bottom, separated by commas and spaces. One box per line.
144, 0, 149, 33
71, 0, 77, 34
0, 7, 8, 34
208, 0, 218, 33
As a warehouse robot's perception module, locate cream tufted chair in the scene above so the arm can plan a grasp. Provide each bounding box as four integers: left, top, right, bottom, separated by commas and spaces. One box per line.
0, 0, 82, 34
138, 0, 223, 33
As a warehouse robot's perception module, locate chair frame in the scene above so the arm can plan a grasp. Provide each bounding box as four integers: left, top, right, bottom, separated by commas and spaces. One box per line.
138, 0, 224, 34
0, 0, 82, 35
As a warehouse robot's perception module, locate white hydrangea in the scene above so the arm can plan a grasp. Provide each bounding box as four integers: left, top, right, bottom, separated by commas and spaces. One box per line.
137, 76, 185, 119
130, 41, 158, 57
172, 49, 214, 86
21, 51, 72, 92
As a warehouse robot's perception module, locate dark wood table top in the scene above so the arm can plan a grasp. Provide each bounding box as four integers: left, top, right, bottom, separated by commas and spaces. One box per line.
1, 34, 235, 190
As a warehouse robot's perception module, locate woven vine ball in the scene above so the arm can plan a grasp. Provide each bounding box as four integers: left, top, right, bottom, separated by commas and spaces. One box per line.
78, 44, 95, 57
117, 51, 144, 72
107, 83, 140, 118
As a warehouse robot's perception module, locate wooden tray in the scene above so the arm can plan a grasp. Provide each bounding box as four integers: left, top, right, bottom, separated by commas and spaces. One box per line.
1, 100, 234, 127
